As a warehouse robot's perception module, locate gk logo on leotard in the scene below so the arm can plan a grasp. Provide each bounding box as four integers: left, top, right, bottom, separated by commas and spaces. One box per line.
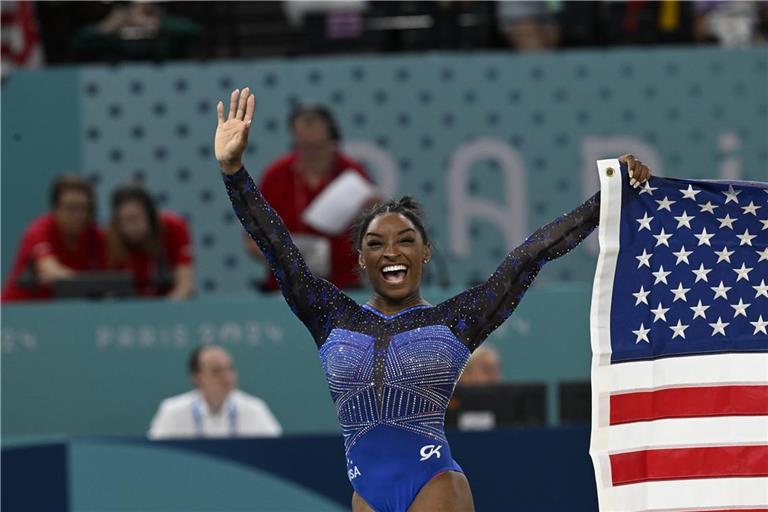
419, 444, 442, 461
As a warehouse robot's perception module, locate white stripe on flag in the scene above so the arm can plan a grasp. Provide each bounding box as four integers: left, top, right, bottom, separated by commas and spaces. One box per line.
597, 352, 768, 393
609, 477, 768, 512
607, 416, 768, 453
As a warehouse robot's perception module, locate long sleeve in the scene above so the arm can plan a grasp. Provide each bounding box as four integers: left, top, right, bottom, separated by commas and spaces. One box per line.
438, 191, 601, 350
222, 167, 357, 347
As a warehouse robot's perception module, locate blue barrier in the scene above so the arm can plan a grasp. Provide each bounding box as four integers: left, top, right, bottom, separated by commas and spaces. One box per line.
2, 427, 597, 511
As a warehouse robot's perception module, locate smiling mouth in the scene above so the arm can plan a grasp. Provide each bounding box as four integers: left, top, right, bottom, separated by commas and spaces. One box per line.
381, 264, 408, 285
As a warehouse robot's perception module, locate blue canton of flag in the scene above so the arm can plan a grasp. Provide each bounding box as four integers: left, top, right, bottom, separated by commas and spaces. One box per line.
609, 167, 768, 362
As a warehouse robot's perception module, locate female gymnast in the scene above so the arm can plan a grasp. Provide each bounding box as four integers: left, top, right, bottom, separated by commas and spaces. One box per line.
214, 88, 651, 512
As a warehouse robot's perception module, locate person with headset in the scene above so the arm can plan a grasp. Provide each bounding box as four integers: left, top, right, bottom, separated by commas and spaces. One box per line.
244, 104, 376, 291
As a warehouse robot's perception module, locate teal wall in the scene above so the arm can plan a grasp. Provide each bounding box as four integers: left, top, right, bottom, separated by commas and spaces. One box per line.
2, 48, 766, 293
1, 69, 81, 280
2, 285, 590, 439
2, 47, 766, 440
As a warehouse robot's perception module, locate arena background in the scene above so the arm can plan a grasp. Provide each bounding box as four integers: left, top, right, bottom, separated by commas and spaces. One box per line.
2, 1, 767, 511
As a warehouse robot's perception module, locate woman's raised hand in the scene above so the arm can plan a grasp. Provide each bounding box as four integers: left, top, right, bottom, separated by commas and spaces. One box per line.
619, 154, 652, 189
215, 87, 256, 175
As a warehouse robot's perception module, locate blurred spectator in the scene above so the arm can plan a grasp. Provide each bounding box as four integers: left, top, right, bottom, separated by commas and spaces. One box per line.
71, 1, 201, 62
695, 1, 765, 46
459, 345, 502, 386
1, 0, 44, 80
107, 184, 194, 299
2, 175, 106, 302
497, 0, 561, 50
148, 344, 282, 439
246, 104, 377, 291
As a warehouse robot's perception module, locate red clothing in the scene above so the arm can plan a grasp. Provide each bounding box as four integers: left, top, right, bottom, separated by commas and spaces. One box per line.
2, 213, 107, 302
113, 211, 193, 297
259, 151, 370, 290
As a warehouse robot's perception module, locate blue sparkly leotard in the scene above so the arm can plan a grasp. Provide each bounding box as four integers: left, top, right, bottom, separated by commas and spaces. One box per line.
222, 167, 600, 512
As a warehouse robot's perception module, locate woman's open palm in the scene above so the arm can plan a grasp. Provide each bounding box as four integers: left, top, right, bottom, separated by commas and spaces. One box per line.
215, 87, 255, 174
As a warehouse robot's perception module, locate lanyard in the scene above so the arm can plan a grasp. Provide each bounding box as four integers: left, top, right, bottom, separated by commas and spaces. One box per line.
191, 398, 237, 437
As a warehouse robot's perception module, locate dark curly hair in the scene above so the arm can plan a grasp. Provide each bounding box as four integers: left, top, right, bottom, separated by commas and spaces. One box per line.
353, 196, 430, 250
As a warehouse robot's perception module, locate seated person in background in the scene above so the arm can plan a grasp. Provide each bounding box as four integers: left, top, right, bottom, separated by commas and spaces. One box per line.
244, 104, 377, 291
2, 175, 106, 302
148, 344, 282, 439
107, 184, 194, 299
458, 345, 502, 386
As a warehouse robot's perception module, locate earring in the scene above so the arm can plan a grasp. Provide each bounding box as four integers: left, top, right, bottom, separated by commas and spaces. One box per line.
423, 259, 429, 264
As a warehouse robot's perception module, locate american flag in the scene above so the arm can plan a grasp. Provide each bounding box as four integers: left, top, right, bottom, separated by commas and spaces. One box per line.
589, 159, 768, 512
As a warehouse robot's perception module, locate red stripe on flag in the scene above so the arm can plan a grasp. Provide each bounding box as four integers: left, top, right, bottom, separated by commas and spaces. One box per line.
610, 445, 768, 486
700, 509, 768, 512
610, 385, 768, 425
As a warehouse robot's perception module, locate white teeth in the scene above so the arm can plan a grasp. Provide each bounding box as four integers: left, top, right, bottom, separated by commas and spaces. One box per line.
382, 265, 407, 273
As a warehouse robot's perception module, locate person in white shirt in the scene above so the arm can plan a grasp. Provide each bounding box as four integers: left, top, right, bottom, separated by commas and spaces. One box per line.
148, 344, 282, 439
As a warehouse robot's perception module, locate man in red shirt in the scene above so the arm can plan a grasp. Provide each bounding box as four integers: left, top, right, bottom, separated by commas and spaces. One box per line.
245, 104, 376, 291
2, 175, 107, 302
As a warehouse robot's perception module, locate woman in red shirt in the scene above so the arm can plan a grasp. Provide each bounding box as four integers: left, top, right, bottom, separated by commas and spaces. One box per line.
107, 184, 195, 299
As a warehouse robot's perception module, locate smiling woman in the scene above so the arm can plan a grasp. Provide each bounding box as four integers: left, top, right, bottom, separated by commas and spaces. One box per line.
214, 87, 651, 512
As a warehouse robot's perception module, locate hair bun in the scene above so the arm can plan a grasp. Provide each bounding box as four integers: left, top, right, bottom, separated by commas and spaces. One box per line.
397, 195, 424, 214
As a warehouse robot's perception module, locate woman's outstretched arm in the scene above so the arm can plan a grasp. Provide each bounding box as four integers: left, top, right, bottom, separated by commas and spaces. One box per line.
438, 155, 651, 350
215, 88, 357, 347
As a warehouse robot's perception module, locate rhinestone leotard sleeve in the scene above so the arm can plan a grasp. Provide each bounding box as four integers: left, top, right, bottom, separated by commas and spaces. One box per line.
437, 191, 601, 350
222, 167, 357, 347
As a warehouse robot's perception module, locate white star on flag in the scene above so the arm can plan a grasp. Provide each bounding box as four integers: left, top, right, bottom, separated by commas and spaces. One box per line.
650, 302, 670, 323
669, 319, 689, 339
737, 229, 756, 246
636, 212, 653, 231
632, 323, 651, 344
757, 248, 768, 262
691, 263, 712, 283
708, 317, 729, 336
753, 280, 768, 299
751, 315, 768, 335
654, 228, 673, 247
690, 300, 709, 320
673, 246, 693, 265
741, 201, 761, 215
694, 228, 714, 246
716, 214, 737, 229
711, 281, 731, 300
733, 263, 753, 282
636, 249, 653, 268
680, 184, 701, 200
698, 201, 718, 213
639, 182, 658, 195
653, 266, 671, 285
656, 196, 676, 212
674, 211, 695, 229
633, 285, 650, 305
671, 283, 691, 302
730, 299, 751, 318
722, 185, 741, 204
714, 246, 734, 263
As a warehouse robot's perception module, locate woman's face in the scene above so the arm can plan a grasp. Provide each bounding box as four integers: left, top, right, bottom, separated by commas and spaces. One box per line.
116, 200, 150, 245
359, 212, 430, 302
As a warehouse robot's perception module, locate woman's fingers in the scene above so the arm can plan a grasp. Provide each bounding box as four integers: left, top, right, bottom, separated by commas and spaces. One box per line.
216, 101, 225, 125
236, 87, 250, 120
228, 89, 239, 120
245, 94, 256, 126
